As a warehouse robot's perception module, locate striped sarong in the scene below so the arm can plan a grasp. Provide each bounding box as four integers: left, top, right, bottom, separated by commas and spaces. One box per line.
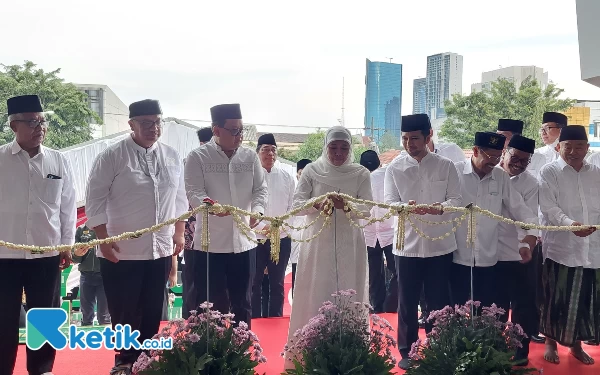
539, 258, 600, 347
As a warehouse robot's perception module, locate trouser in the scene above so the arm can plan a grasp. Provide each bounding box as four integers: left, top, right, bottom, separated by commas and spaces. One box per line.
532, 243, 543, 313
395, 253, 453, 357
291, 263, 297, 298
261, 274, 270, 314
252, 238, 292, 318
100, 256, 171, 367
450, 263, 498, 309
367, 241, 397, 313
181, 254, 196, 319
0, 256, 61, 375
189, 248, 256, 328
79, 271, 111, 325
495, 260, 538, 357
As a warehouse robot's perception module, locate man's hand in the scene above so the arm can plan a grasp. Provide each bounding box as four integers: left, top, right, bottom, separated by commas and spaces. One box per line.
173, 234, 185, 256
313, 200, 331, 214
99, 242, 120, 263
250, 216, 263, 229
519, 246, 532, 264
59, 251, 72, 270
518, 235, 537, 264
572, 221, 596, 238
328, 194, 345, 210
167, 272, 178, 288
408, 200, 427, 215
74, 246, 92, 257
209, 200, 230, 217
426, 202, 444, 215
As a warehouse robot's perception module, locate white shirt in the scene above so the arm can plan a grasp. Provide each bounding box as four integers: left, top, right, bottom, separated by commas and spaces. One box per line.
289, 215, 305, 263
497, 170, 539, 262
527, 143, 559, 178
384, 152, 463, 258
0, 141, 76, 259
363, 167, 395, 248
453, 161, 539, 267
185, 139, 268, 253
539, 158, 600, 268
85, 135, 188, 260
587, 152, 600, 168
399, 142, 465, 163
255, 161, 295, 240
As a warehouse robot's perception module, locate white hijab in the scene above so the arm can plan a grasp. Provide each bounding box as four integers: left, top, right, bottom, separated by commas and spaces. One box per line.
310, 126, 365, 189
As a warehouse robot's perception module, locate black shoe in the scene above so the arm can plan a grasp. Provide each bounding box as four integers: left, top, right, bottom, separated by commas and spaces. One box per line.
584, 339, 599, 346
530, 334, 545, 344
513, 347, 529, 367
398, 357, 410, 370
418, 311, 428, 327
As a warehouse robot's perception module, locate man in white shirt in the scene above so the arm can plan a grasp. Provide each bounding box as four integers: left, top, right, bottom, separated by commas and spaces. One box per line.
251, 134, 295, 318
85, 99, 188, 375
384, 114, 463, 370
452, 132, 538, 309
0, 94, 76, 375
527, 112, 568, 178
290, 159, 311, 296
539, 125, 600, 366
399, 129, 465, 163
185, 104, 268, 329
360, 150, 397, 314
495, 134, 539, 366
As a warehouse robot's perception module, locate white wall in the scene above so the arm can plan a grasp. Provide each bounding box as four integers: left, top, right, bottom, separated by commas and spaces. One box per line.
576, 0, 600, 87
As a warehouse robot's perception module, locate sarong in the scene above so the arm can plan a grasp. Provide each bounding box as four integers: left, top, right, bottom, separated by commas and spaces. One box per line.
539, 258, 600, 347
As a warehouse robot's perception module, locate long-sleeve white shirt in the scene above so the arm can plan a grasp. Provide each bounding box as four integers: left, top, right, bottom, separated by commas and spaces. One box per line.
0, 141, 76, 259
363, 167, 395, 248
539, 158, 600, 268
527, 143, 559, 178
453, 161, 539, 267
497, 170, 539, 262
85, 135, 188, 260
185, 140, 268, 253
384, 152, 463, 258
255, 161, 295, 240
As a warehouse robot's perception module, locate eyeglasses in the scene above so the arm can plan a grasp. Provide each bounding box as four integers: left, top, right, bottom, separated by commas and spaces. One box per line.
134, 119, 165, 128
222, 127, 244, 137
259, 146, 277, 154
539, 126, 560, 134
479, 148, 502, 163
506, 149, 532, 166
13, 119, 49, 128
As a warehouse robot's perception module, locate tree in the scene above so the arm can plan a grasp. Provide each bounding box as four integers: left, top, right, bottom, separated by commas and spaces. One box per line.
0, 61, 101, 148
378, 131, 400, 153
294, 130, 368, 163
439, 77, 576, 149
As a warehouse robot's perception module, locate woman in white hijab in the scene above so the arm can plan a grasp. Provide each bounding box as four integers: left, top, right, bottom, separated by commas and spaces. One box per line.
284, 126, 373, 369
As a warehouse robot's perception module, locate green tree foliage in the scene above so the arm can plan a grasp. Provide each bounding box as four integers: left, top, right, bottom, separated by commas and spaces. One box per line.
378, 131, 400, 153
0, 61, 101, 148
293, 130, 368, 163
439, 77, 575, 149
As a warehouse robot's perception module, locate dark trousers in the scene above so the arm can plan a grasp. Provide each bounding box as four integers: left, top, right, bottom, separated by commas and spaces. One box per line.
181, 253, 196, 319
0, 256, 60, 375
252, 238, 292, 318
261, 274, 270, 313
100, 257, 171, 367
495, 260, 538, 356
189, 248, 256, 328
291, 263, 297, 298
450, 263, 498, 309
367, 241, 398, 313
79, 272, 110, 325
395, 253, 453, 356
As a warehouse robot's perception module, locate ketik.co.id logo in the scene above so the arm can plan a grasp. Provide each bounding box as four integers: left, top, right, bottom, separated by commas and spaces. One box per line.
26, 308, 172, 350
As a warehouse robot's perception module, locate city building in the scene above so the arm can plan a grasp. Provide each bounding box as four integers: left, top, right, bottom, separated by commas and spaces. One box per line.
425, 52, 463, 120
412, 78, 427, 115
75, 84, 129, 138
364, 59, 403, 142
471, 66, 548, 93
572, 100, 600, 143
576, 0, 600, 88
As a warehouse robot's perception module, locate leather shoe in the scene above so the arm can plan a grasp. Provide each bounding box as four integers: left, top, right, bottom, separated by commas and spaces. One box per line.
584, 339, 599, 346
530, 334, 545, 344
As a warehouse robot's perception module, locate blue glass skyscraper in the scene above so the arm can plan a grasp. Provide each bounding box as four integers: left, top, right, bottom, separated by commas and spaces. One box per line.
364, 59, 403, 142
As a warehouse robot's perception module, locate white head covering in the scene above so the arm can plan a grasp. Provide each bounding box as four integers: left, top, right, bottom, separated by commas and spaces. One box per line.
309, 126, 366, 189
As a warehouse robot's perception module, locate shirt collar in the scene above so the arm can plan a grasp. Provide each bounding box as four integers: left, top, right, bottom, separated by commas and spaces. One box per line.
11, 140, 46, 156
126, 133, 158, 154
557, 156, 590, 172
264, 160, 281, 174
406, 150, 432, 165
210, 138, 238, 157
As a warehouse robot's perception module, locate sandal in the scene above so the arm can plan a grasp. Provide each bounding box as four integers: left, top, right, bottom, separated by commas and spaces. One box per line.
110, 366, 132, 375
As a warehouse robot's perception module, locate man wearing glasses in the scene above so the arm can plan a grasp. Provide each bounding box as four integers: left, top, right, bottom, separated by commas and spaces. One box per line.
527, 112, 568, 178
0, 94, 76, 375
451, 132, 538, 309
185, 104, 267, 329
85, 99, 188, 375
495, 134, 539, 366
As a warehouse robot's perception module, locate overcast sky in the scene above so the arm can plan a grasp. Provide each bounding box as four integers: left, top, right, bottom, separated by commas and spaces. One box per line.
2, 0, 598, 134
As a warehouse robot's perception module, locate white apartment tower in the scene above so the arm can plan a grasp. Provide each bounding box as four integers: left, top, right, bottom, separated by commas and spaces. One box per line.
425, 52, 463, 120
471, 66, 549, 93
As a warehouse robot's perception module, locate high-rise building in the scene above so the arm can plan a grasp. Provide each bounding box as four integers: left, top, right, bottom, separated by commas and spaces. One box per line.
425, 52, 463, 120
576, 0, 600, 88
364, 59, 403, 142
75, 84, 129, 139
412, 78, 427, 115
471, 66, 548, 93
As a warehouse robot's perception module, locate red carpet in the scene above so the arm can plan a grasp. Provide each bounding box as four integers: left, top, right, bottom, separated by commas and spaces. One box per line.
13, 273, 600, 374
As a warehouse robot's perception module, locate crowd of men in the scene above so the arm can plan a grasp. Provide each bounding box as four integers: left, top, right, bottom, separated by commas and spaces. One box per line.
0, 93, 598, 375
